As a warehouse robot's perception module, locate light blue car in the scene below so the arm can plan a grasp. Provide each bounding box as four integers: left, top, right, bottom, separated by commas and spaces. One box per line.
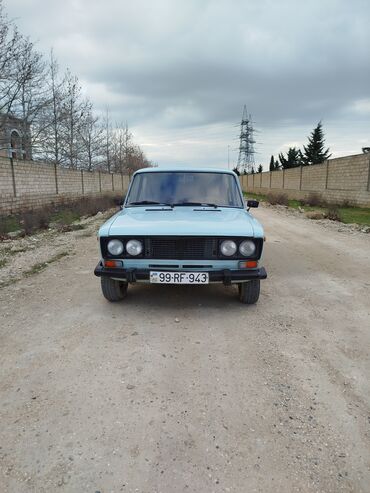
94, 168, 267, 304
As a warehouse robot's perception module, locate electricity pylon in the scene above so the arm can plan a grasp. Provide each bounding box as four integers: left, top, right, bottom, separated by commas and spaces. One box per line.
237, 105, 256, 174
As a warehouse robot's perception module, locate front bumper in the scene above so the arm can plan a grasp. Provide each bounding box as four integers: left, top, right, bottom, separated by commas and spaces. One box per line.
94, 261, 267, 285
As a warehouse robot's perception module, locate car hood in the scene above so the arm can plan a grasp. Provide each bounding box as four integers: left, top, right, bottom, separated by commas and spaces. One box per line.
100, 207, 264, 238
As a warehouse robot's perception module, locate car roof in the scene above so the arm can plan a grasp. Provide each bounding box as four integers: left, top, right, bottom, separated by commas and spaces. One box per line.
134, 167, 236, 175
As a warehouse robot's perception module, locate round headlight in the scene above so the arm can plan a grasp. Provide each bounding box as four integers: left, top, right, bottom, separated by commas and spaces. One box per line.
126, 239, 143, 256
220, 240, 237, 256
239, 240, 256, 256
107, 239, 124, 256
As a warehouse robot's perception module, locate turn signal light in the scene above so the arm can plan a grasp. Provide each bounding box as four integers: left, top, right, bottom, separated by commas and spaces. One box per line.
104, 260, 123, 268
239, 260, 258, 269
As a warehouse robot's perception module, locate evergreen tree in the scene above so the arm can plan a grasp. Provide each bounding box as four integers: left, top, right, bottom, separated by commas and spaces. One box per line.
269, 155, 275, 171
279, 147, 302, 169
251, 166, 255, 174
232, 166, 240, 176
257, 164, 263, 173
274, 160, 280, 170
301, 122, 331, 165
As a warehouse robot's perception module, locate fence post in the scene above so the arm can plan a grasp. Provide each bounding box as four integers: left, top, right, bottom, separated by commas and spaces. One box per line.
121, 172, 124, 190
299, 166, 303, 190
54, 163, 59, 194
112, 173, 114, 191
9, 157, 16, 197
282, 168, 285, 189
98, 171, 102, 193
325, 160, 329, 190
269, 171, 272, 189
367, 157, 370, 192
81, 170, 84, 195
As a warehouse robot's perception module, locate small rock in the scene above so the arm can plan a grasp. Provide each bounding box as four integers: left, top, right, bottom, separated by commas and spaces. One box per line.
7, 230, 24, 239
174, 318, 180, 323
298, 206, 304, 213
361, 227, 370, 233
126, 384, 135, 390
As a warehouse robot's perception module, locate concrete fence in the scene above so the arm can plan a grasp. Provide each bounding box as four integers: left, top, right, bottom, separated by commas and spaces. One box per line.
1, 154, 370, 215
240, 154, 370, 207
0, 157, 130, 215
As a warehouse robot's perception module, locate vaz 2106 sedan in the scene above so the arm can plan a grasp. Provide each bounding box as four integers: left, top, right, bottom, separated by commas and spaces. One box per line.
94, 168, 267, 304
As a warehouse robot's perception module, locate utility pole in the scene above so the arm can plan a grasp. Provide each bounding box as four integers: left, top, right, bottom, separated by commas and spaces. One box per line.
237, 105, 256, 174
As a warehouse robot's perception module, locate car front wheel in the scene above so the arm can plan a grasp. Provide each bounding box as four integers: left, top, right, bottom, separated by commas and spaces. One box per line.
238, 280, 260, 304
101, 277, 128, 302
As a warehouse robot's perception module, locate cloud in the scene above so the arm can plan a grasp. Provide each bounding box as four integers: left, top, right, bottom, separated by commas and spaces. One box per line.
5, 0, 370, 167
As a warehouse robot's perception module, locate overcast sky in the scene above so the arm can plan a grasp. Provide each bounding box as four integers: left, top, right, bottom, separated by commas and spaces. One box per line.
6, 0, 370, 169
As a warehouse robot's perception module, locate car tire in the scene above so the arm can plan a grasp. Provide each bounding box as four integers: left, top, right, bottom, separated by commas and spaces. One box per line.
101, 277, 128, 302
238, 280, 260, 304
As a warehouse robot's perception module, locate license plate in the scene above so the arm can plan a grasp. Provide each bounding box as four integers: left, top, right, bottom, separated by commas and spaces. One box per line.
150, 271, 209, 284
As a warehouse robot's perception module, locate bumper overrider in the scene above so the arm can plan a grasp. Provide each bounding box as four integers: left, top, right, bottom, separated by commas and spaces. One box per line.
94, 261, 267, 285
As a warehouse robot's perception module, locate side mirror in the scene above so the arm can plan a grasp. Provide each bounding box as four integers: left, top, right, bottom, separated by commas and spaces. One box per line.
246, 199, 259, 209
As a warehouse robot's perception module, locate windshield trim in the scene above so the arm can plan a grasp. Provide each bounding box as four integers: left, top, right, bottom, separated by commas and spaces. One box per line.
124, 171, 244, 209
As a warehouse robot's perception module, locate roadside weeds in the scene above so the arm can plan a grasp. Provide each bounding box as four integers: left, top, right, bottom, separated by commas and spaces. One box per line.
0, 208, 115, 288
24, 251, 70, 278
244, 191, 370, 231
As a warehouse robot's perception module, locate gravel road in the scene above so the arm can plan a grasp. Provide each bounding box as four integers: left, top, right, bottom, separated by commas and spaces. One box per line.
0, 206, 369, 493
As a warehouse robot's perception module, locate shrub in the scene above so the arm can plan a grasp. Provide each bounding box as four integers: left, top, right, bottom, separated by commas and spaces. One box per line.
2, 194, 121, 238
326, 206, 341, 221
21, 207, 52, 234
303, 192, 324, 207
341, 199, 355, 208
266, 192, 289, 206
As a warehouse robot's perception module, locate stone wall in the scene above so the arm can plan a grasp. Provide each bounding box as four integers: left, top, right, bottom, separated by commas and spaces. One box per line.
0, 157, 130, 215
240, 154, 370, 207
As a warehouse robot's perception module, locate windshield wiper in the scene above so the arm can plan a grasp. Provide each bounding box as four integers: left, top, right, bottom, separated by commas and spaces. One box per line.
172, 202, 218, 208
128, 200, 173, 207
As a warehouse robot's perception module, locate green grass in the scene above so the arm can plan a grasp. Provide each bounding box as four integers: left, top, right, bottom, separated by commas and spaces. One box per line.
287, 200, 322, 212
50, 209, 80, 225
0, 216, 21, 235
338, 207, 370, 226
245, 191, 268, 202
243, 192, 370, 226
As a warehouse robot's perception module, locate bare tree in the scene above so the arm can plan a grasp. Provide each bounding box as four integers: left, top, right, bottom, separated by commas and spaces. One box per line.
0, 1, 25, 114
110, 122, 133, 173
30, 50, 67, 163
102, 107, 113, 172
59, 70, 89, 168
79, 103, 104, 170
12, 39, 50, 158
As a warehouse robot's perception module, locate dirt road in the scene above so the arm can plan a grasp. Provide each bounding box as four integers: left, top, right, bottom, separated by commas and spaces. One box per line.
0, 206, 369, 493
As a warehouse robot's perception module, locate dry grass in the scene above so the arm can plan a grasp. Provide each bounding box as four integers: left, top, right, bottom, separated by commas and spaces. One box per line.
266, 192, 289, 206
0, 194, 122, 237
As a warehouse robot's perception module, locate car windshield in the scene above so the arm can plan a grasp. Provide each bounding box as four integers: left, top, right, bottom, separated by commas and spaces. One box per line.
126, 171, 243, 208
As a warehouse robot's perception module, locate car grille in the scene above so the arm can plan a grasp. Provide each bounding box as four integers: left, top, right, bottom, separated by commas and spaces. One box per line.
148, 237, 216, 259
